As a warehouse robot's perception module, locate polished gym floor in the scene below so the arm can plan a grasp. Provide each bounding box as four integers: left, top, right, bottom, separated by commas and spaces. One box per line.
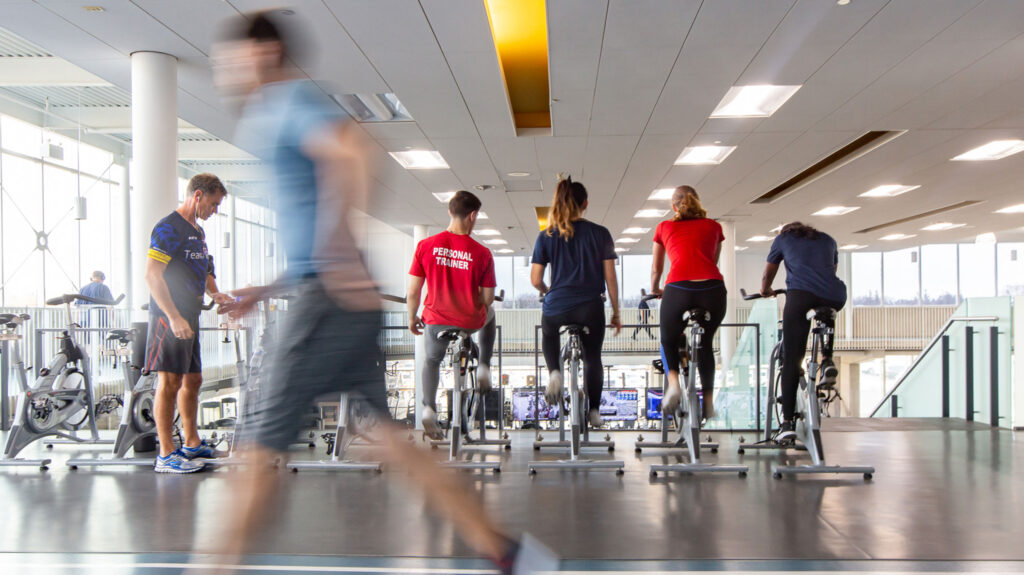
0, 418, 1022, 574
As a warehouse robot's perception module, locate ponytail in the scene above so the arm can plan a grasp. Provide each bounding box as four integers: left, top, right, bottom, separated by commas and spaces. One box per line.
671, 185, 707, 221
547, 175, 588, 240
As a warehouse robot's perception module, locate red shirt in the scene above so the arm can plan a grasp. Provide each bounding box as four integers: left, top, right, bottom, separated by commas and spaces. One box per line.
654, 218, 725, 284
409, 231, 497, 330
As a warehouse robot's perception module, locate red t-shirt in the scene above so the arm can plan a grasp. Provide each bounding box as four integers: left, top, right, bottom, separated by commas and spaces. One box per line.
409, 231, 497, 330
654, 218, 725, 284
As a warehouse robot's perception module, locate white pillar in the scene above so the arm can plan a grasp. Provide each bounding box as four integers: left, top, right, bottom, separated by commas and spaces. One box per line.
120, 157, 132, 309
842, 252, 854, 340
129, 51, 178, 311
1013, 297, 1023, 429
720, 221, 737, 381
413, 224, 429, 429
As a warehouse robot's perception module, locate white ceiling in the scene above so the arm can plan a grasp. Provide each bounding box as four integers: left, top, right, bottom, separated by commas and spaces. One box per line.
1, 0, 1024, 254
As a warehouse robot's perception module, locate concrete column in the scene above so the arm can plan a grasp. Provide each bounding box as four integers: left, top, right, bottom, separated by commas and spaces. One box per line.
129, 51, 178, 311
840, 357, 860, 417
412, 224, 429, 429
120, 157, 132, 309
719, 221, 737, 382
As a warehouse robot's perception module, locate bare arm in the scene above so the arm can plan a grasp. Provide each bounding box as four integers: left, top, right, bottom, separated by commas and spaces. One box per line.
531, 263, 548, 295
145, 259, 193, 339
761, 262, 780, 297
406, 275, 425, 335
480, 286, 495, 309
604, 259, 622, 335
651, 242, 666, 294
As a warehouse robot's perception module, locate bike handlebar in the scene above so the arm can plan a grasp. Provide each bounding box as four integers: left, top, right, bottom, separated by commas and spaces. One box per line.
740, 288, 787, 301
140, 299, 217, 312
45, 293, 125, 307
382, 288, 505, 305
640, 293, 661, 302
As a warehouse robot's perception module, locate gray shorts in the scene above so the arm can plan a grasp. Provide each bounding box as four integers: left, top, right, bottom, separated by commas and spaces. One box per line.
249, 279, 390, 452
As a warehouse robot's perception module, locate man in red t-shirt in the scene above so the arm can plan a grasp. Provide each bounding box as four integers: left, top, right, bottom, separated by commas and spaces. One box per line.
407, 190, 497, 439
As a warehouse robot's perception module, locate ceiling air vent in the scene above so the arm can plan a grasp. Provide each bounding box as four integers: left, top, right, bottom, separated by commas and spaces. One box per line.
752, 131, 905, 204
854, 201, 981, 234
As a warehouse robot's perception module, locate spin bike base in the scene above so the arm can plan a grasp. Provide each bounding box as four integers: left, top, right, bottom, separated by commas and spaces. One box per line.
45, 439, 115, 447
0, 458, 53, 469
771, 463, 874, 479
650, 462, 748, 477
429, 438, 512, 450
66, 457, 155, 469
635, 440, 719, 453
738, 441, 808, 453
286, 460, 383, 473
528, 459, 624, 474
439, 460, 501, 473
533, 439, 616, 451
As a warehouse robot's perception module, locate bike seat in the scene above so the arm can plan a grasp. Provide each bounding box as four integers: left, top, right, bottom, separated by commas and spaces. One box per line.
0, 314, 17, 325
806, 307, 837, 322
106, 329, 133, 342
436, 328, 471, 342
682, 308, 710, 323
560, 324, 588, 336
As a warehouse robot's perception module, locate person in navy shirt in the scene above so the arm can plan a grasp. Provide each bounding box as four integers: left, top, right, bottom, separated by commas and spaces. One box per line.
144, 173, 233, 473
761, 222, 847, 441
531, 176, 622, 428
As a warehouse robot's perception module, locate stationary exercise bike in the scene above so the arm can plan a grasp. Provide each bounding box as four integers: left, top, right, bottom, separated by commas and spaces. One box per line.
1, 293, 123, 470
636, 293, 747, 478
737, 289, 873, 480
529, 319, 624, 475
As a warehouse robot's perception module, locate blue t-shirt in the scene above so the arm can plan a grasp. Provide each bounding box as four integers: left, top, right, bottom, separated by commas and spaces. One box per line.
77, 281, 113, 304
236, 81, 343, 278
767, 232, 847, 304
531, 220, 617, 315
148, 211, 214, 319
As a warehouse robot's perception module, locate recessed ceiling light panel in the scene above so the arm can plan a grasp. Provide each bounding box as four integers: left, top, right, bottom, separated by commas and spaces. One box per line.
615, 237, 639, 244
952, 140, 1024, 161
921, 222, 966, 231
747, 235, 773, 242
839, 244, 866, 250
734, 246, 748, 251
475, 229, 501, 236
995, 203, 1024, 214
432, 192, 455, 203
710, 85, 801, 118
674, 146, 736, 165
623, 227, 650, 234
494, 248, 514, 254
975, 232, 996, 243
507, 172, 531, 177
390, 150, 449, 169
649, 188, 675, 200
635, 209, 669, 218
860, 184, 920, 198
614, 247, 629, 253
483, 239, 508, 245
812, 206, 860, 216
881, 233, 915, 241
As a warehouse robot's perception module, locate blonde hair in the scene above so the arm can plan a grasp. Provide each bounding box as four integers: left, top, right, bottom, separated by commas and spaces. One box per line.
547, 175, 588, 240
671, 185, 707, 220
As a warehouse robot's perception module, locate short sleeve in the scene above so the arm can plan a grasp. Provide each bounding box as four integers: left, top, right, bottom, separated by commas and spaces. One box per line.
715, 220, 725, 242
288, 85, 345, 151
408, 240, 427, 277
148, 220, 179, 264
601, 226, 617, 260
653, 222, 665, 246
766, 235, 785, 265
531, 233, 549, 265
480, 251, 497, 288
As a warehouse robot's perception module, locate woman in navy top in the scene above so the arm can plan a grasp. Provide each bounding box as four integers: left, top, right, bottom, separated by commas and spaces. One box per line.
531, 176, 622, 428
760, 222, 847, 441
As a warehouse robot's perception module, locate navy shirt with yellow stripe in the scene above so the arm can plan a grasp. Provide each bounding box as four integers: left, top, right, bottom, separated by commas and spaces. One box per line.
148, 211, 214, 319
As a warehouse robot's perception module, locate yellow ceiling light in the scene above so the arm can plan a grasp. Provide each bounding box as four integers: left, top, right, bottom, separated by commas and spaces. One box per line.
485, 0, 551, 131
535, 206, 550, 231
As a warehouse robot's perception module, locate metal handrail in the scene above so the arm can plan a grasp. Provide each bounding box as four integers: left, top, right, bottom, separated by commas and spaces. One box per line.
868, 315, 999, 417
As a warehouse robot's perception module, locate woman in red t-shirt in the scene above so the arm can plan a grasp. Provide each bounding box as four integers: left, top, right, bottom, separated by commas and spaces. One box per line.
650, 186, 726, 420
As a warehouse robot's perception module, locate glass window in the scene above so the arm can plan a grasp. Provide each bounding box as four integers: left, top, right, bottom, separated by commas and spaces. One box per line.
883, 247, 920, 305
493, 256, 514, 308
851, 252, 882, 306
958, 243, 996, 298
513, 256, 542, 309
920, 244, 957, 305
997, 243, 1024, 296
621, 254, 653, 308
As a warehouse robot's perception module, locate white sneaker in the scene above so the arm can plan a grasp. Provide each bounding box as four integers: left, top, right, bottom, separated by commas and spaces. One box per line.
662, 384, 682, 415
588, 408, 604, 429
421, 406, 443, 440
545, 371, 563, 405
477, 364, 492, 392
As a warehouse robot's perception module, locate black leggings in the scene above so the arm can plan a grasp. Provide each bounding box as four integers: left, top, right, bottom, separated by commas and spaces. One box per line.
542, 299, 606, 410
659, 280, 727, 399
780, 289, 843, 420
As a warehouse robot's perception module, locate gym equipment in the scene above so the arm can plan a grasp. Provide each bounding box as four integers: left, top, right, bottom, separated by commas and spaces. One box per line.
637, 294, 747, 478
738, 290, 873, 480
529, 324, 624, 475
1, 293, 123, 470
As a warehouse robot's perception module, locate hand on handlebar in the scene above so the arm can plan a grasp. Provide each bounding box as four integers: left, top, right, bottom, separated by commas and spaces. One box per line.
409, 315, 425, 336
169, 315, 195, 340
760, 286, 776, 298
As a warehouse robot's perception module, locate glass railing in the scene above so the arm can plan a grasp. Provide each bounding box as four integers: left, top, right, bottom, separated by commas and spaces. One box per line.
870, 297, 1013, 427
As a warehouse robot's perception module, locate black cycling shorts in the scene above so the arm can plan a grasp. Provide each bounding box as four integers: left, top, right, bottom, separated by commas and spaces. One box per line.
144, 314, 201, 375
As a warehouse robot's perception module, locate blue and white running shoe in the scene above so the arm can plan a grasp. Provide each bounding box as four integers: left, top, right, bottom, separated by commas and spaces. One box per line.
180, 440, 226, 460
154, 450, 206, 474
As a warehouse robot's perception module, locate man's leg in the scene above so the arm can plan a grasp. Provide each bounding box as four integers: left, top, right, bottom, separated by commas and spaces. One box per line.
155, 372, 183, 457
475, 310, 496, 391
421, 325, 448, 411
179, 373, 203, 448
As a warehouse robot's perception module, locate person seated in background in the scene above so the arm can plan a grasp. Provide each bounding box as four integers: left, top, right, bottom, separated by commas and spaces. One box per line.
531, 175, 621, 428
406, 190, 497, 439
649, 186, 726, 421
760, 221, 846, 441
